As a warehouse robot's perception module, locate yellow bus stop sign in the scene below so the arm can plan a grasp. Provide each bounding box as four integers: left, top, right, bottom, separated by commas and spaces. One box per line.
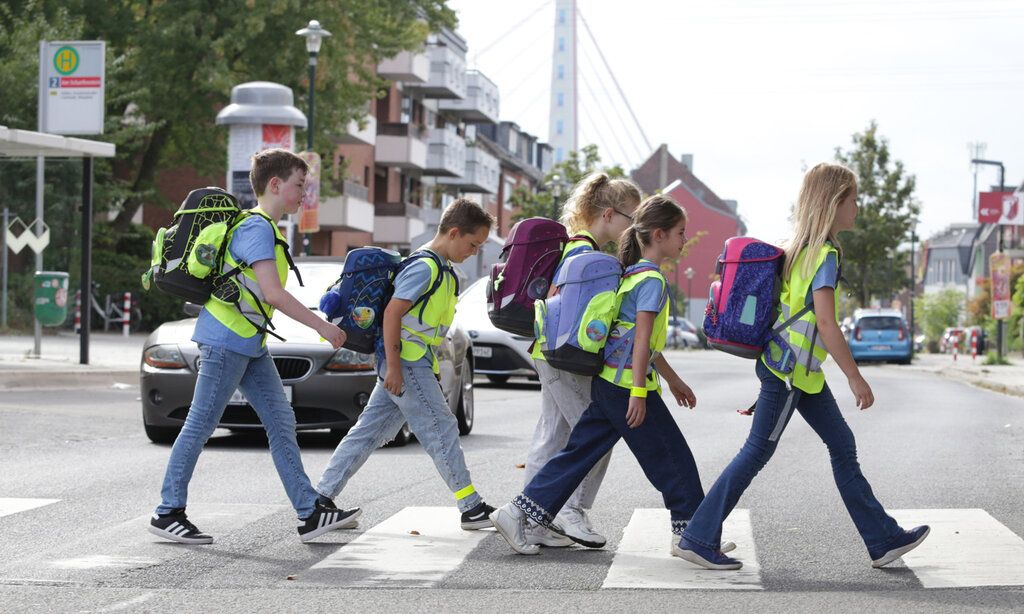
54, 46, 79, 75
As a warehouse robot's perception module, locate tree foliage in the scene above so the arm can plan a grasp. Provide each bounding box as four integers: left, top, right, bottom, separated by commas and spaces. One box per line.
914, 288, 964, 348
834, 121, 920, 307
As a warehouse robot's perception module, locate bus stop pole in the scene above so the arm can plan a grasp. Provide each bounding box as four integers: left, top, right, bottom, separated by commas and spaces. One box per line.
80, 156, 93, 365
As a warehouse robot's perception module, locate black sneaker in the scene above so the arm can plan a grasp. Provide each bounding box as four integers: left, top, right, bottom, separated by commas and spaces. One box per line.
297, 500, 361, 542
461, 501, 495, 531
148, 509, 213, 544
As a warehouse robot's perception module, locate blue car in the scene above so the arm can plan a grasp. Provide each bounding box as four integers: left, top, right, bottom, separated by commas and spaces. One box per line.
848, 311, 912, 364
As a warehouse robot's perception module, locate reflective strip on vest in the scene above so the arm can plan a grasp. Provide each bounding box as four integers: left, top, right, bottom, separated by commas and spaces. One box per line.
598, 266, 668, 392
399, 255, 456, 373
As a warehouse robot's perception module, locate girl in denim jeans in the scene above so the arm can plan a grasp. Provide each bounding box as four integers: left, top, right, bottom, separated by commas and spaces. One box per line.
676, 162, 930, 570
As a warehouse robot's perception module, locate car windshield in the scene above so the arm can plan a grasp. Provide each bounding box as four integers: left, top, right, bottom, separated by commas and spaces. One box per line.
285, 262, 344, 309
858, 316, 903, 330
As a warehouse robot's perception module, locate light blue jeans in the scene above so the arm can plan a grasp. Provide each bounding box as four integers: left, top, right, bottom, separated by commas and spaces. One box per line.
156, 344, 318, 519
316, 362, 482, 513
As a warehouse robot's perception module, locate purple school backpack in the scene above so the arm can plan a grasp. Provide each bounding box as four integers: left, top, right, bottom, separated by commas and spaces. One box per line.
537, 251, 623, 375
487, 218, 595, 337
703, 237, 807, 359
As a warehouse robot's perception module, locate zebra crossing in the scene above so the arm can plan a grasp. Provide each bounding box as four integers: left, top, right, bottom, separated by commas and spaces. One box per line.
2, 498, 1023, 590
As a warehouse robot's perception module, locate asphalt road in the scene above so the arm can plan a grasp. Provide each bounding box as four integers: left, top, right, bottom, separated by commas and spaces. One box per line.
1, 352, 1022, 613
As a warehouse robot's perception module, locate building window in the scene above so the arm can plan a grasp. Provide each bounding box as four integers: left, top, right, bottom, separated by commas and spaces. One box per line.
556, 119, 564, 135
556, 147, 564, 162
558, 37, 565, 52
558, 9, 565, 24
556, 92, 564, 107
503, 178, 516, 210
557, 64, 565, 80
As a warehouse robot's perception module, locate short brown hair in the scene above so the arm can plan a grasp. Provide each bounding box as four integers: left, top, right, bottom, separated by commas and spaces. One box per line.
438, 198, 494, 235
249, 148, 309, 196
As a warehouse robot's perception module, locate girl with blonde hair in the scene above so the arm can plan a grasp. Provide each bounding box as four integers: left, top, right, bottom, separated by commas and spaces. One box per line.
521, 171, 641, 548
676, 162, 929, 570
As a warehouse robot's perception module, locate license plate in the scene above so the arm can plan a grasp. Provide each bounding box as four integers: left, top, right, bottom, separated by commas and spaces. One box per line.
870, 345, 891, 351
472, 345, 492, 358
229, 386, 292, 405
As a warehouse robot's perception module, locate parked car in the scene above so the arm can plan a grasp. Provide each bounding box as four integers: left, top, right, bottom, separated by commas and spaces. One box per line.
452, 278, 536, 384
939, 327, 966, 353
140, 258, 475, 446
848, 309, 912, 364
667, 317, 701, 349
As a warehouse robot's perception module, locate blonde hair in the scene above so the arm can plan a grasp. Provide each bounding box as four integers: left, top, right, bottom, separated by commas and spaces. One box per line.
784, 162, 856, 280
559, 172, 641, 232
618, 195, 687, 267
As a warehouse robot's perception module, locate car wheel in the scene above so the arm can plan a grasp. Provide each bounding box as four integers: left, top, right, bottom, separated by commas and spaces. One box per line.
384, 423, 412, 448
144, 423, 180, 444
456, 356, 475, 436
487, 375, 510, 385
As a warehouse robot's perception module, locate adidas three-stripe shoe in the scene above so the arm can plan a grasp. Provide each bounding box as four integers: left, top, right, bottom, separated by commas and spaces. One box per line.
297, 499, 361, 542
460, 501, 496, 530
149, 509, 214, 544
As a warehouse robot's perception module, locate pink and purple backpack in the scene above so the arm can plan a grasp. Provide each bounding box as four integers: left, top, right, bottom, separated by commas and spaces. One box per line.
703, 237, 804, 359
487, 218, 596, 337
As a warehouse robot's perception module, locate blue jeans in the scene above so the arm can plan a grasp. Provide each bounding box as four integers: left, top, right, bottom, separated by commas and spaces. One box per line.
156, 344, 318, 519
517, 377, 705, 536
683, 360, 903, 552
316, 362, 482, 513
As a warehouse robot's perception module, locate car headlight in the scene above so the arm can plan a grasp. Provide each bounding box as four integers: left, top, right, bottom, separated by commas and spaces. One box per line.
143, 345, 187, 369
324, 348, 375, 372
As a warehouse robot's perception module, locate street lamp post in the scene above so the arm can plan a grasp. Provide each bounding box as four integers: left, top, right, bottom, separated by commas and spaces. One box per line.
909, 224, 917, 356
296, 19, 331, 256
685, 266, 695, 322
971, 158, 1006, 359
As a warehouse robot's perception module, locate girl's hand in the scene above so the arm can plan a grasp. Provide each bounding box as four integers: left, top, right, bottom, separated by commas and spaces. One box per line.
668, 378, 697, 409
384, 369, 404, 397
626, 396, 647, 428
848, 374, 874, 410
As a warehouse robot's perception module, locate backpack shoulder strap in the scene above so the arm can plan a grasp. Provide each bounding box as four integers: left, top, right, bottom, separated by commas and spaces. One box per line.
567, 233, 599, 250
234, 210, 304, 287
400, 250, 458, 323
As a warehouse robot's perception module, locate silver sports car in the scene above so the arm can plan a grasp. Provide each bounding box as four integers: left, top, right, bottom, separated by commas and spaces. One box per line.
140, 257, 475, 446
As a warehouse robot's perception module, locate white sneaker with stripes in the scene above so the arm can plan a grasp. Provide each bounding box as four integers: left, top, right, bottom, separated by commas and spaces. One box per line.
148, 510, 214, 545
297, 502, 362, 543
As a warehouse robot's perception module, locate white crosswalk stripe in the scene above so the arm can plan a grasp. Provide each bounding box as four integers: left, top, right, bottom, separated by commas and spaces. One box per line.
890, 509, 1024, 588
602, 508, 762, 589
305, 506, 490, 587
0, 497, 60, 518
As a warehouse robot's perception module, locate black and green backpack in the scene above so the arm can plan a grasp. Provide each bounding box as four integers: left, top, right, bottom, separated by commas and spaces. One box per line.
142, 187, 247, 304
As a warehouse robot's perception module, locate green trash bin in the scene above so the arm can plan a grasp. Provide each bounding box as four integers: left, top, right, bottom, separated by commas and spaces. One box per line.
34, 271, 70, 327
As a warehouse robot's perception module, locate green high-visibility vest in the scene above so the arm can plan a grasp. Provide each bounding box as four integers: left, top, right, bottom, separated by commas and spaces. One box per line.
762, 243, 840, 394
399, 251, 457, 374
598, 261, 669, 392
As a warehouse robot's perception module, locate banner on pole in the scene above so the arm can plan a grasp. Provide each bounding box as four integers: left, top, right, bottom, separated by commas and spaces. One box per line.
978, 191, 1023, 226
297, 151, 320, 233
990, 252, 1012, 320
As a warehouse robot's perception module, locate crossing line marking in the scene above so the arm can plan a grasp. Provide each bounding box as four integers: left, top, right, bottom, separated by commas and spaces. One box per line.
890, 509, 1024, 588
0, 498, 60, 519
308, 506, 489, 587
602, 508, 761, 590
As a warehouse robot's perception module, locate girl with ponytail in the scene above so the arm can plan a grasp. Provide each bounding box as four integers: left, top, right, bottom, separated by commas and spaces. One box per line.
520, 171, 640, 548
493, 195, 735, 559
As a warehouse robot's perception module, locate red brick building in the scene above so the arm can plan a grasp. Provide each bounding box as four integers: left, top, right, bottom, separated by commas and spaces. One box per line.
632, 145, 745, 322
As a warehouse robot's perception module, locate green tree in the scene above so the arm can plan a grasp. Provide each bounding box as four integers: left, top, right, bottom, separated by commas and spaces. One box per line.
0, 0, 455, 229
914, 288, 964, 350
834, 121, 920, 307
510, 144, 626, 222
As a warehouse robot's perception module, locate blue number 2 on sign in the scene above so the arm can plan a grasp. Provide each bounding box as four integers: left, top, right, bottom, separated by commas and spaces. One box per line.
49, 77, 60, 88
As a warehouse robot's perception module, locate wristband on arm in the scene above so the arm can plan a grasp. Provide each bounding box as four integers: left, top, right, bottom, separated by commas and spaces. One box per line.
630, 386, 648, 398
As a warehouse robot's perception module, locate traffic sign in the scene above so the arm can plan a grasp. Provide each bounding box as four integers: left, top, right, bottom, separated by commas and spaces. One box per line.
38, 41, 106, 135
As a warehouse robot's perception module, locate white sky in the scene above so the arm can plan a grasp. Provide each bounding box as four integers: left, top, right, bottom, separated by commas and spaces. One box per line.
447, 0, 1024, 243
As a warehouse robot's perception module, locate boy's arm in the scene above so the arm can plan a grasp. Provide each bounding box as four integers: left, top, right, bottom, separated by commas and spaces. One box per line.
252, 260, 345, 349
381, 297, 412, 395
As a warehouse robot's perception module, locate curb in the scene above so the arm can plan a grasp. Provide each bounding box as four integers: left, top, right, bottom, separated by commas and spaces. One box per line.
905, 363, 1024, 399
0, 369, 139, 391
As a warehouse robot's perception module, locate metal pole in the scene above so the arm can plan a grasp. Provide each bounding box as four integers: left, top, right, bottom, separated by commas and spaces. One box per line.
304, 52, 316, 256
909, 231, 916, 356
33, 156, 44, 357
80, 157, 93, 365
1, 207, 7, 329
998, 163, 1005, 361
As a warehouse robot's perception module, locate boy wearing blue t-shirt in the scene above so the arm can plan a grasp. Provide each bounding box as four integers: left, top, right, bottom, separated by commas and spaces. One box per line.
316, 199, 498, 530
149, 149, 359, 545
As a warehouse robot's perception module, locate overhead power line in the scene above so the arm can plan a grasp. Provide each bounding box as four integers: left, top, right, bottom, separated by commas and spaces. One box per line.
577, 35, 648, 164
469, 0, 552, 63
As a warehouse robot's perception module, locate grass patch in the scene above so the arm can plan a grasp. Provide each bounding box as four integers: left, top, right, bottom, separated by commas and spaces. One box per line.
983, 351, 1011, 366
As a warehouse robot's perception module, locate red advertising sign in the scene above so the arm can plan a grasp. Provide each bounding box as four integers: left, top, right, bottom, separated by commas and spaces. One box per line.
261, 124, 293, 151
978, 191, 1023, 225
990, 252, 1012, 320
297, 151, 320, 233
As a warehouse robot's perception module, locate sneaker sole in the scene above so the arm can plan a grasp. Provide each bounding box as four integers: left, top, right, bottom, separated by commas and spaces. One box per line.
460, 517, 494, 531
299, 509, 363, 543
548, 523, 605, 549
669, 540, 736, 555
147, 525, 213, 545
671, 545, 743, 570
488, 511, 540, 555
872, 527, 931, 568
527, 534, 574, 548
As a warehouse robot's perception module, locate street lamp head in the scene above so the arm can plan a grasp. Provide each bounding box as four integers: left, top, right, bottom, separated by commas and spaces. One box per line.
296, 19, 332, 54
685, 267, 694, 279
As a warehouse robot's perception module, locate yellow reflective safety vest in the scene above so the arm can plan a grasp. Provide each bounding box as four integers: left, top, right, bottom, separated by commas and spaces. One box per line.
761, 243, 840, 394
399, 250, 458, 374
532, 230, 599, 361
598, 260, 669, 392
204, 209, 295, 346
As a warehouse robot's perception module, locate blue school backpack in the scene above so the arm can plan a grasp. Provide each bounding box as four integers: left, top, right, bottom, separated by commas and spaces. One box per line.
319, 248, 456, 354
702, 236, 811, 360
536, 251, 624, 376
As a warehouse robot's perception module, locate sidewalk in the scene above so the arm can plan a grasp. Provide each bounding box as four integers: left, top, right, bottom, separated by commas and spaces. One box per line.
905, 351, 1024, 399
0, 331, 146, 390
